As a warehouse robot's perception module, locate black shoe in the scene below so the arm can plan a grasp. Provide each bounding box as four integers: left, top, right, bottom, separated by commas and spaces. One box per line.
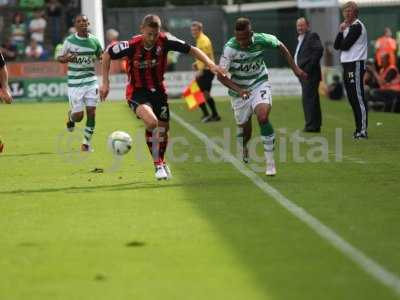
353, 131, 368, 140
66, 111, 75, 132
201, 115, 212, 123
210, 115, 221, 122
303, 128, 320, 133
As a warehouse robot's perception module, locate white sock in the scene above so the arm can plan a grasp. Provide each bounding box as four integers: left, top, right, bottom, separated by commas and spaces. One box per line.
262, 134, 275, 164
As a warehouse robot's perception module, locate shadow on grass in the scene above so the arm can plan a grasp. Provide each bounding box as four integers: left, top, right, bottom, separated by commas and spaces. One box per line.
0, 181, 187, 195
0, 151, 54, 158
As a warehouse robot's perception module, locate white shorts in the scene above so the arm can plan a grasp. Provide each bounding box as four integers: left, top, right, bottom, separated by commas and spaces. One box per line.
68, 85, 99, 113
231, 82, 272, 125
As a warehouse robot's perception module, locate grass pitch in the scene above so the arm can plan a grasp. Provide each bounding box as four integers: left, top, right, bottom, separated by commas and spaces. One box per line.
0, 97, 399, 300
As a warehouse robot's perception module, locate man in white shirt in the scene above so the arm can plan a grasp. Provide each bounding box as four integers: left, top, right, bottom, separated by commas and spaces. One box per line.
334, 1, 368, 139
29, 10, 47, 43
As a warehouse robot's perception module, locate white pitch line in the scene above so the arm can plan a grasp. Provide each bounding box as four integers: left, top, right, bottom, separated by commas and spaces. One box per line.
171, 111, 400, 296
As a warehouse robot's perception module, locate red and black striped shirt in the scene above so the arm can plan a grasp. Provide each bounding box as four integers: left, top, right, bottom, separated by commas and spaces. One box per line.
108, 32, 191, 97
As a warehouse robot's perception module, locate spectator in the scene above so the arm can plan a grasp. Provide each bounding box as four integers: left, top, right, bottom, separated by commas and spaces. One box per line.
46, 0, 63, 46
326, 75, 344, 100
366, 52, 400, 112
294, 17, 324, 132
25, 39, 44, 60
10, 12, 27, 56
0, 38, 17, 61
29, 10, 47, 44
375, 27, 397, 68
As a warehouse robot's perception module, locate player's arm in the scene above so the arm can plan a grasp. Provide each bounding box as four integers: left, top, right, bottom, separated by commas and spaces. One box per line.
216, 48, 250, 99
189, 47, 225, 77
0, 54, 12, 104
100, 41, 132, 101
166, 36, 226, 77
278, 42, 308, 80
56, 41, 77, 64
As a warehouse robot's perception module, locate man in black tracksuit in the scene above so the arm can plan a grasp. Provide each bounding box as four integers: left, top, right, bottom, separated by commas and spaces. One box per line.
334, 1, 368, 139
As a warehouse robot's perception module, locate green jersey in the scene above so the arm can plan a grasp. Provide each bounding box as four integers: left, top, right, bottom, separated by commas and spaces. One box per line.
60, 33, 102, 88
219, 32, 281, 97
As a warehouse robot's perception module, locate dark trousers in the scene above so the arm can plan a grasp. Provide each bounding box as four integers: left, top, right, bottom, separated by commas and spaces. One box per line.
343, 61, 368, 134
301, 77, 322, 130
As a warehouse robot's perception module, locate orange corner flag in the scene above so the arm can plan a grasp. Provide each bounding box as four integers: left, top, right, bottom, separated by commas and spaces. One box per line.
182, 79, 206, 110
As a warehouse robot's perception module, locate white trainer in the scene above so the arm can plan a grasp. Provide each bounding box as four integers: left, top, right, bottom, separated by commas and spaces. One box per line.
163, 163, 172, 179
155, 164, 168, 180
266, 161, 277, 176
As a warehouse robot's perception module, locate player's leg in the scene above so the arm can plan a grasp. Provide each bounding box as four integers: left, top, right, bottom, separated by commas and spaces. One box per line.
152, 93, 171, 179
66, 87, 84, 132
252, 84, 275, 176
81, 106, 96, 151
237, 118, 252, 163
135, 103, 168, 180
157, 120, 171, 178
232, 95, 252, 163
81, 86, 100, 151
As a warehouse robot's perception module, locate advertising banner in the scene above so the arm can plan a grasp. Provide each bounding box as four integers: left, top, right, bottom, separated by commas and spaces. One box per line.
297, 0, 339, 8
9, 78, 68, 101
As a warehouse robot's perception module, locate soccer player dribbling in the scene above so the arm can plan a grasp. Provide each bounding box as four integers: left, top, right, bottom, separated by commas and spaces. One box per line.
100, 14, 226, 180
100, 15, 224, 180
217, 18, 307, 176
57, 14, 103, 152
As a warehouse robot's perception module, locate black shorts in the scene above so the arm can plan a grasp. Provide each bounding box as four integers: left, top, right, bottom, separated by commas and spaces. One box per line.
196, 69, 215, 92
128, 88, 170, 122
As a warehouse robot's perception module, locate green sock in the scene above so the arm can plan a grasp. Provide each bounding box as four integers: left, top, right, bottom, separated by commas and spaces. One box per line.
260, 121, 275, 163
83, 116, 95, 145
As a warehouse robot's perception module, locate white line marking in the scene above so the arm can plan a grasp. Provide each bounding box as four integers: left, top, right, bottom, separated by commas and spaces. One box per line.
171, 111, 400, 296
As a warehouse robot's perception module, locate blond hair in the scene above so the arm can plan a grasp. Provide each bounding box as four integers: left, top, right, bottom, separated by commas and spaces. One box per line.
342, 1, 359, 17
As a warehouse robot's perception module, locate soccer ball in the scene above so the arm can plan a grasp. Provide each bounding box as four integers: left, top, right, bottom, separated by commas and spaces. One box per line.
107, 131, 132, 155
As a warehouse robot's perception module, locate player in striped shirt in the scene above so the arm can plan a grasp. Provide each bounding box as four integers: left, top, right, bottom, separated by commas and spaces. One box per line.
218, 18, 307, 176
101, 14, 225, 180
57, 14, 103, 152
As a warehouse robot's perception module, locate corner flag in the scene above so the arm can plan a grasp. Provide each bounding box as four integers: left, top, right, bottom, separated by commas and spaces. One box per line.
182, 79, 206, 110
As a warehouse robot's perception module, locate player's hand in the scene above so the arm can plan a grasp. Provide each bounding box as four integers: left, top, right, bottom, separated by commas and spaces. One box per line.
0, 87, 13, 104
65, 52, 77, 62
239, 89, 251, 100
100, 84, 109, 101
295, 68, 308, 81
209, 64, 226, 78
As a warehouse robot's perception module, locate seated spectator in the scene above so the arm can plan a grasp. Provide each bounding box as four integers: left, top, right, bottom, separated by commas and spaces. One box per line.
326, 75, 344, 100
25, 39, 44, 60
29, 10, 47, 44
10, 12, 27, 56
366, 53, 400, 112
1, 38, 17, 61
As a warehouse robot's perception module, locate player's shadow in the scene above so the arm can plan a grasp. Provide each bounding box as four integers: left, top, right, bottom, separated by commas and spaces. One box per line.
0, 151, 54, 158
1, 181, 186, 195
